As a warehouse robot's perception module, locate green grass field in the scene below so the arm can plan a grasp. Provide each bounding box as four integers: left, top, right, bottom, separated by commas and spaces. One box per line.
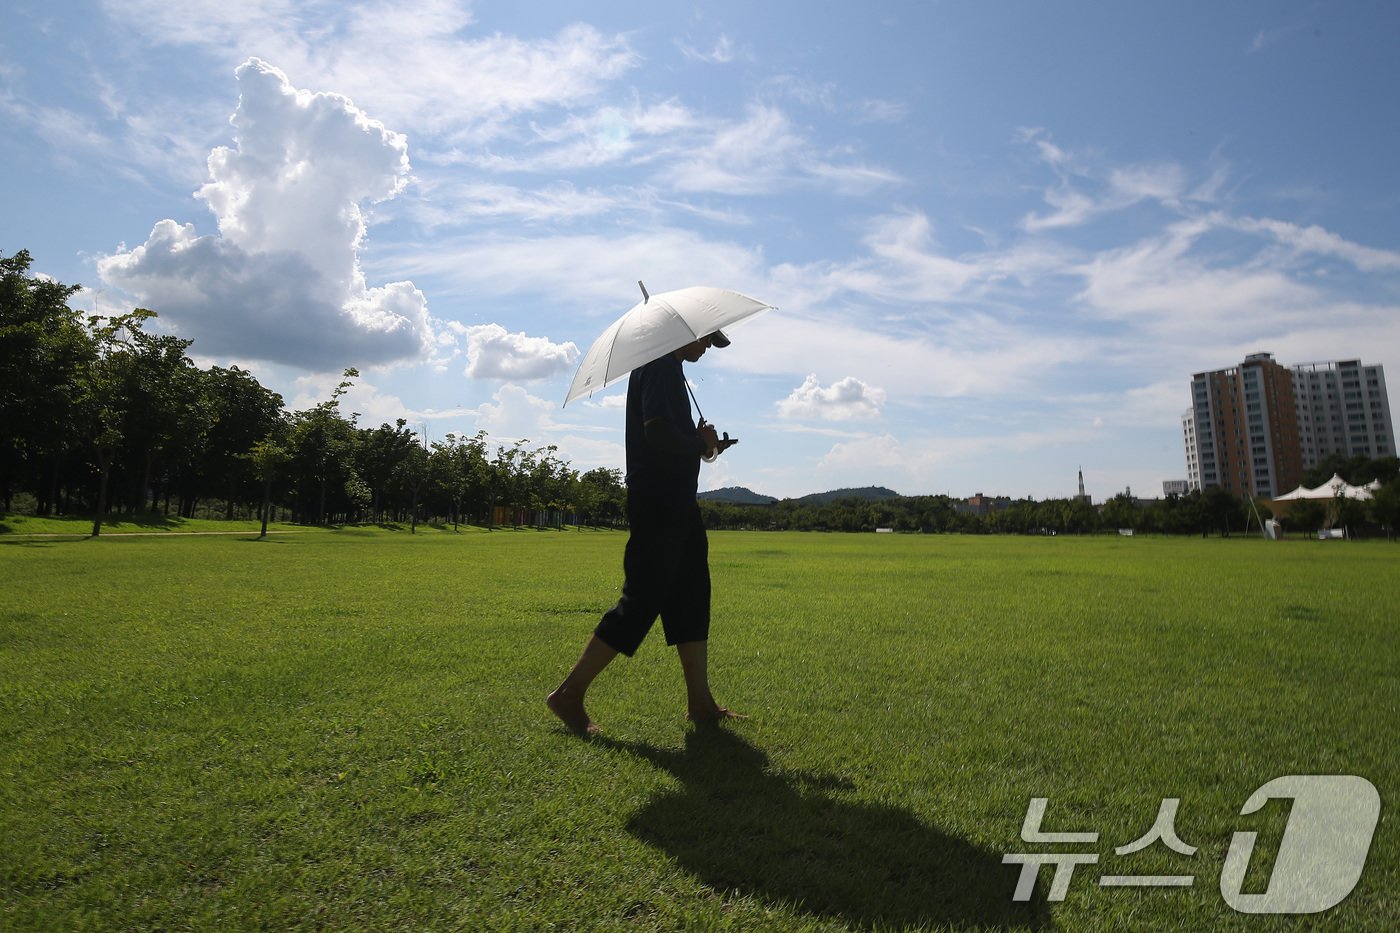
2, 528, 1396, 930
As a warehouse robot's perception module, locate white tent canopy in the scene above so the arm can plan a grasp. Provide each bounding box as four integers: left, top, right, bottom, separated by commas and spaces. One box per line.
1272, 473, 1376, 502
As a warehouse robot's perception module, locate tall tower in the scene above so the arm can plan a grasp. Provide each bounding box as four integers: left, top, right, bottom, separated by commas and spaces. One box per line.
1077, 468, 1089, 504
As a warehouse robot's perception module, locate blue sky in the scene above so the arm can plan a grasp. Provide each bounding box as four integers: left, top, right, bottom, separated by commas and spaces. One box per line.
4, 0, 1399, 500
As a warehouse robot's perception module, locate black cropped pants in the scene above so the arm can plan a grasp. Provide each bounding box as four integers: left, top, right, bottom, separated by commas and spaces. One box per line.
594, 489, 711, 656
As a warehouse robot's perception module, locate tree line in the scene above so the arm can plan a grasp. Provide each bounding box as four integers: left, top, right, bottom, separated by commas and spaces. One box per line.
1, 250, 626, 535
700, 456, 1400, 538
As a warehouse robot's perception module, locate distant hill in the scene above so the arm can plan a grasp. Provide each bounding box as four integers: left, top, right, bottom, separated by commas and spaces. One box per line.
794, 486, 902, 505
697, 485, 903, 506
697, 486, 777, 505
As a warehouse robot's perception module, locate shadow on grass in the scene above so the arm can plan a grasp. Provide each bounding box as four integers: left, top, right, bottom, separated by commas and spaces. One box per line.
599, 729, 1050, 930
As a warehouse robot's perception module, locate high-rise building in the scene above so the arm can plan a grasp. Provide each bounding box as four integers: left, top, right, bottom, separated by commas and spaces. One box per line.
1182, 410, 1200, 491
1292, 359, 1393, 462
1186, 353, 1394, 497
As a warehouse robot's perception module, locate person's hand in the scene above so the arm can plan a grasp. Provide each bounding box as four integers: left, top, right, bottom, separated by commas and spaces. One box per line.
697, 421, 720, 456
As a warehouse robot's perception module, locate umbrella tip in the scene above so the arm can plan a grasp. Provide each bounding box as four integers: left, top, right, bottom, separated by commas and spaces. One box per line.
638, 280, 649, 303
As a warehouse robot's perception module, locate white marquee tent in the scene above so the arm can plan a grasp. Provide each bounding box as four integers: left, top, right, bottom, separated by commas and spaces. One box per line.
1271, 473, 1380, 503
1268, 473, 1382, 531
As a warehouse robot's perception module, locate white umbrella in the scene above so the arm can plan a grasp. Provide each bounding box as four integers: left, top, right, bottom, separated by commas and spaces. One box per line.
563, 284, 775, 406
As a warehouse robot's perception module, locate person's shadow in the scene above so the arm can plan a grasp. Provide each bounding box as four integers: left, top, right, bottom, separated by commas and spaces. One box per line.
598, 728, 1050, 930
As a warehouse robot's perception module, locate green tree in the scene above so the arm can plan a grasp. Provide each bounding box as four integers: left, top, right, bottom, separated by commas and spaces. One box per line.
1286, 499, 1326, 538
288, 369, 360, 525
202, 366, 285, 519
577, 467, 624, 527
0, 249, 92, 513
1101, 493, 1139, 531
244, 433, 291, 538
1368, 482, 1400, 541
76, 311, 158, 536
118, 327, 206, 514
1199, 487, 1246, 537
395, 431, 430, 533
430, 433, 473, 531
489, 440, 529, 527
1332, 492, 1368, 537
357, 419, 421, 522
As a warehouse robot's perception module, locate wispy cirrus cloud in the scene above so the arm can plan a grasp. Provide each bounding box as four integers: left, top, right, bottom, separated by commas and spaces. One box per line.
1248, 22, 1305, 54
676, 33, 742, 64
374, 226, 767, 311
100, 0, 638, 141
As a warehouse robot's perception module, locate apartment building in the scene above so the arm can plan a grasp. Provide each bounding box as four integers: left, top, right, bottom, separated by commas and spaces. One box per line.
1292, 359, 1393, 462
1185, 353, 1392, 498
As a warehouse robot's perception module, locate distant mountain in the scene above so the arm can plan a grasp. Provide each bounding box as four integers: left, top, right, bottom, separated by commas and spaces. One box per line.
697, 485, 903, 505
794, 486, 902, 505
697, 486, 777, 505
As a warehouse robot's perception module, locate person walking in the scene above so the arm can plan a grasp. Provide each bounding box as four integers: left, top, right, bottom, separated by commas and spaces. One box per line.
548, 331, 743, 736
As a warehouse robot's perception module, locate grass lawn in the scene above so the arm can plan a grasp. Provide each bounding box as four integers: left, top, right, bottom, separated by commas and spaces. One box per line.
2, 528, 1396, 930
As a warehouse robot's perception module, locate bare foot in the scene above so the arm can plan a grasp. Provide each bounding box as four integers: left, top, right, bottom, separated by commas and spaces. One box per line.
686, 704, 747, 725
547, 687, 599, 736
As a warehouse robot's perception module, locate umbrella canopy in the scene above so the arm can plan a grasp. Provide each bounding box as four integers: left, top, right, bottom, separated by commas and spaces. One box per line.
563, 285, 775, 406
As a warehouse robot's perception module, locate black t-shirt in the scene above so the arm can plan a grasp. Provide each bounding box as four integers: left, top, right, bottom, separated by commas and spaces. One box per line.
625, 353, 700, 503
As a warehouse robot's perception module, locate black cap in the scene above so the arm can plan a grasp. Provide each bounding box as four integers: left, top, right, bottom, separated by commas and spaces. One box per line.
709, 329, 731, 348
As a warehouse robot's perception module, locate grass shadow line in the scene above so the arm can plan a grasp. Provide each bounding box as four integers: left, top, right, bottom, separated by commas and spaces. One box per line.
597, 729, 1050, 930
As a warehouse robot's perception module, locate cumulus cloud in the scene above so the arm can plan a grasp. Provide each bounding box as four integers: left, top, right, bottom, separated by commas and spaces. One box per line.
778, 374, 887, 421
817, 433, 908, 471
473, 383, 562, 442
99, 58, 432, 369
463, 324, 578, 381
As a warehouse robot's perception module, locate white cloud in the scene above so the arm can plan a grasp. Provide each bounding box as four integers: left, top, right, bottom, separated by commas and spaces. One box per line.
381, 227, 767, 313
1019, 130, 1198, 232
98, 58, 432, 369
765, 74, 907, 125
1073, 215, 1321, 334
101, 1, 638, 141
1248, 23, 1303, 54
1109, 163, 1188, 204
288, 371, 418, 426
777, 374, 886, 421
816, 433, 909, 474
464, 324, 578, 381
677, 34, 741, 64
1225, 216, 1400, 271
473, 383, 561, 443
656, 103, 900, 197
590, 393, 628, 410
402, 179, 660, 230
853, 98, 908, 124
663, 104, 805, 195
